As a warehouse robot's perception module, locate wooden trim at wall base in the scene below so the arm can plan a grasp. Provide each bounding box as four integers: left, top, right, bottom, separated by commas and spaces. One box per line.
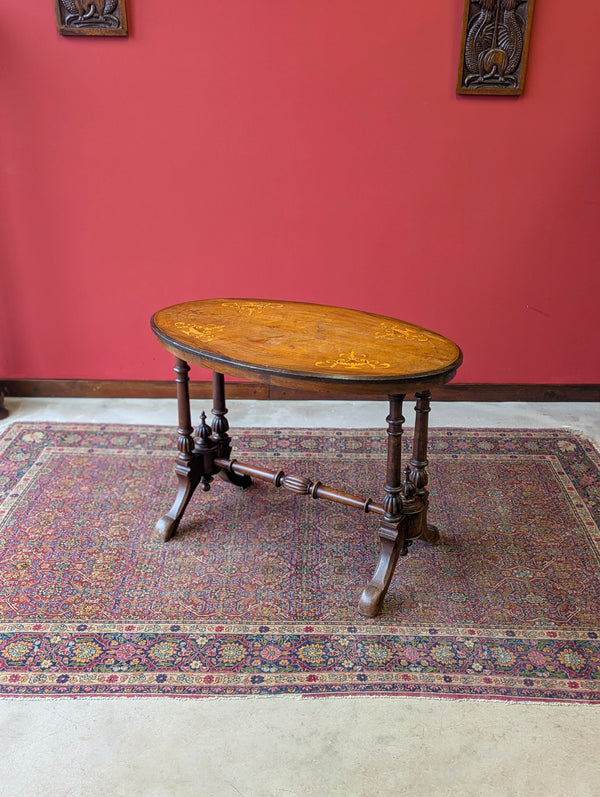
2, 379, 599, 402
0, 387, 8, 420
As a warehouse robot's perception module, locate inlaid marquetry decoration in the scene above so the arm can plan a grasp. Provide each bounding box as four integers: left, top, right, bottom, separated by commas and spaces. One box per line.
54, 0, 129, 36
457, 0, 535, 95
174, 322, 225, 343
221, 301, 285, 317
314, 352, 391, 371
375, 322, 430, 344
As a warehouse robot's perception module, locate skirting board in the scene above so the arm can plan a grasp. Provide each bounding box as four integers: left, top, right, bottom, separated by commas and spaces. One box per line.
1, 380, 599, 402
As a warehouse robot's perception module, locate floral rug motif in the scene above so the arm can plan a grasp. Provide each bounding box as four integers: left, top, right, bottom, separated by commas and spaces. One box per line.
0, 422, 599, 701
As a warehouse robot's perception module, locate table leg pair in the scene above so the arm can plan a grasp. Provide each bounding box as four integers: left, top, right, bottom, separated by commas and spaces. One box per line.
156, 358, 439, 617
358, 392, 440, 616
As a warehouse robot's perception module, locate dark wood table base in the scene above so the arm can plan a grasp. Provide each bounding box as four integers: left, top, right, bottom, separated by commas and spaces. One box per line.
156, 362, 440, 618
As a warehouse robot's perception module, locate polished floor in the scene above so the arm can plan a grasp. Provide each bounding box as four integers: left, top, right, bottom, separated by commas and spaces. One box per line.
0, 397, 599, 797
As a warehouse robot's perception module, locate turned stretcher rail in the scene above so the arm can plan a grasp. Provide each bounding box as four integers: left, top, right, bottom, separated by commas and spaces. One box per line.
214, 457, 386, 515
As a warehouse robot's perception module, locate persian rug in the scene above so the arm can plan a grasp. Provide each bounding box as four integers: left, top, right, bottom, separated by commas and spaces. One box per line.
0, 422, 599, 702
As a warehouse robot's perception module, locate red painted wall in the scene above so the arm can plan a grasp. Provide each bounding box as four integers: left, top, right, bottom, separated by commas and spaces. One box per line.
1, 2, 599, 384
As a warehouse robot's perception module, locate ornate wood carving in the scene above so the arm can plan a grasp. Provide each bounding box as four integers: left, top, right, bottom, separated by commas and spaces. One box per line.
54, 0, 128, 37
457, 0, 535, 95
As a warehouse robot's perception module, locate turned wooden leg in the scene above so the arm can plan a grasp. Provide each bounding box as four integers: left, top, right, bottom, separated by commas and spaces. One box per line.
212, 372, 252, 489
409, 390, 440, 545
156, 359, 203, 542
358, 395, 407, 617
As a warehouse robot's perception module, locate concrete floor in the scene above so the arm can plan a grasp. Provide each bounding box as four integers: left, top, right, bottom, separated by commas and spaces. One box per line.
0, 398, 599, 797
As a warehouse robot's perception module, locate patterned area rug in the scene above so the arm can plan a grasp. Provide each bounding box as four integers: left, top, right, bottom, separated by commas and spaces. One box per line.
0, 422, 599, 701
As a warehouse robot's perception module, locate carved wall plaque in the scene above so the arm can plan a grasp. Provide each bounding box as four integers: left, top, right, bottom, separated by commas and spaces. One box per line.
457, 0, 535, 95
54, 0, 128, 37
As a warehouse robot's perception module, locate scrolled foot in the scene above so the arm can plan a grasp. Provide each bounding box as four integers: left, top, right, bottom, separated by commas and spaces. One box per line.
423, 523, 441, 545
358, 531, 403, 617
155, 469, 201, 542
358, 583, 386, 617
156, 514, 180, 543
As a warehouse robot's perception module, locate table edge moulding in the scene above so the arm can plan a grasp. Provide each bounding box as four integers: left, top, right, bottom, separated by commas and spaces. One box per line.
150, 298, 463, 617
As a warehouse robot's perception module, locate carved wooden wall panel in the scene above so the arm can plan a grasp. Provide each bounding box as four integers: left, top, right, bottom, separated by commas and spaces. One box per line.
457, 0, 535, 95
54, 0, 128, 37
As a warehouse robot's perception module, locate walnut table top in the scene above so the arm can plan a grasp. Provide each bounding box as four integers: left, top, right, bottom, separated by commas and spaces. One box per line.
151, 298, 462, 397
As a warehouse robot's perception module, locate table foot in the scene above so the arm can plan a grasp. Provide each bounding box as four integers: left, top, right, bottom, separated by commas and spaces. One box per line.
358, 528, 406, 617
405, 514, 441, 546
156, 515, 180, 543
424, 523, 441, 545
358, 584, 387, 618
156, 466, 202, 542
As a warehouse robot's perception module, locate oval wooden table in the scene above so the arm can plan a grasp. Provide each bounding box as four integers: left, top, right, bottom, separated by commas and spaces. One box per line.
151, 299, 463, 617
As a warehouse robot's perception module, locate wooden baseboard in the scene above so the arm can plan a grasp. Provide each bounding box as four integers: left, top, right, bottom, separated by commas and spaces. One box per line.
0, 387, 8, 420
1, 379, 599, 402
